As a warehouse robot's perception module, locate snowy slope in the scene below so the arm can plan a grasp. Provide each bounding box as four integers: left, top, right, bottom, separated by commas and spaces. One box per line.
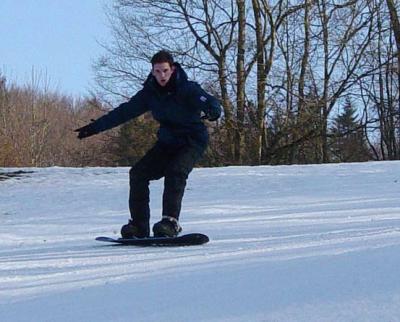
1, 162, 400, 322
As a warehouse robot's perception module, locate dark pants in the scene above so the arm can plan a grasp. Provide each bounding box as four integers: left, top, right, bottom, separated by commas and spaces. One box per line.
129, 143, 203, 224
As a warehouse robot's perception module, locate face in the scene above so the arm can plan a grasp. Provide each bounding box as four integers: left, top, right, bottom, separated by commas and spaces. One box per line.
152, 62, 175, 87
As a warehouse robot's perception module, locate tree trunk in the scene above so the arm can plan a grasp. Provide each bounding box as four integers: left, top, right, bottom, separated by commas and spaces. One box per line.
218, 57, 236, 162
296, 0, 311, 163
235, 0, 246, 164
386, 0, 400, 158
320, 0, 329, 163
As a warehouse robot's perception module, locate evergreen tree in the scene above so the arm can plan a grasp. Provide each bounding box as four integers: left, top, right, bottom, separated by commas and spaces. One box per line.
329, 99, 370, 162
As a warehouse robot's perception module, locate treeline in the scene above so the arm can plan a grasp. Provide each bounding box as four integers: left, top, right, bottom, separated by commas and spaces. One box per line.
1, 0, 400, 167
95, 0, 400, 165
0, 75, 113, 167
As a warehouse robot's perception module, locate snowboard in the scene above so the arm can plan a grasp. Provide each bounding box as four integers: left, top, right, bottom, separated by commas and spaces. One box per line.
95, 233, 209, 247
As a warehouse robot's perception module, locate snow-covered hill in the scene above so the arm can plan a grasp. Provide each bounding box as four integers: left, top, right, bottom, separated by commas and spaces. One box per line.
1, 162, 400, 321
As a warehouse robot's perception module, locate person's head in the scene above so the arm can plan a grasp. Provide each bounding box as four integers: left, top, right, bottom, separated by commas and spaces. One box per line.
151, 50, 175, 87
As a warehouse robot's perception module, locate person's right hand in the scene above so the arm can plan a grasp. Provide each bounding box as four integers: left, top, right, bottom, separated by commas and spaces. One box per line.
74, 123, 99, 139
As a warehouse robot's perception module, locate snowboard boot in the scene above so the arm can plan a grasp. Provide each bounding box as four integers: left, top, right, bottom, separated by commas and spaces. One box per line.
121, 219, 150, 239
152, 216, 182, 238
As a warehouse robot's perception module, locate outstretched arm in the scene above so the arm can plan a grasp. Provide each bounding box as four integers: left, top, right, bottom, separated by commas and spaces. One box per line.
75, 89, 149, 139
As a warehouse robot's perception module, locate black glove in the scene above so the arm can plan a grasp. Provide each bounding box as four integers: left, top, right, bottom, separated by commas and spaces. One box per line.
207, 108, 220, 121
201, 106, 220, 122
74, 122, 99, 139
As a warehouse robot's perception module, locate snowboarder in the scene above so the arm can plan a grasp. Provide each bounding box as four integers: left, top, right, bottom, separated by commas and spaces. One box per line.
75, 50, 221, 238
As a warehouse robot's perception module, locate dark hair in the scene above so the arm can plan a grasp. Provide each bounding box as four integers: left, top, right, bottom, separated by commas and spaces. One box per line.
151, 50, 174, 67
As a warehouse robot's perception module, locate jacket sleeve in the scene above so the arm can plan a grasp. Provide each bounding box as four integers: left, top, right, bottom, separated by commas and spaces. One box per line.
188, 83, 222, 121
93, 89, 149, 132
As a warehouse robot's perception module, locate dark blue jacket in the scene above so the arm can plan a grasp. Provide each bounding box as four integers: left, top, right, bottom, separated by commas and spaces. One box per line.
92, 63, 221, 151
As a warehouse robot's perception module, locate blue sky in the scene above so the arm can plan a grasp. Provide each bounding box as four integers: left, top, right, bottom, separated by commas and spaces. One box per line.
0, 0, 109, 97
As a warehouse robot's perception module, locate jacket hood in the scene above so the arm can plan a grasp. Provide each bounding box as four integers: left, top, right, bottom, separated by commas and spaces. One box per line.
143, 62, 188, 91
172, 63, 188, 85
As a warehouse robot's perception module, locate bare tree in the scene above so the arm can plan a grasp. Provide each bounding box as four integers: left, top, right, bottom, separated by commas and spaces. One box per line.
311, 0, 376, 162
386, 0, 400, 77
235, 0, 246, 163
386, 0, 400, 148
357, 0, 399, 160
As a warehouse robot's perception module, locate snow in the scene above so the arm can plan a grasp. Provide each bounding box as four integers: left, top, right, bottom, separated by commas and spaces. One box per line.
1, 161, 400, 321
